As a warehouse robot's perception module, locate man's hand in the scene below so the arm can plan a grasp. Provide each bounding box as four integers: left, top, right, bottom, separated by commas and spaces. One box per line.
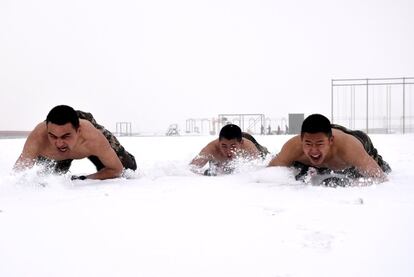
71, 175, 87, 180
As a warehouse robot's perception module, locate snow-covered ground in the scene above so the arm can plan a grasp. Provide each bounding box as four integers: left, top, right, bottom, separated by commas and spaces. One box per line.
1, 134, 413, 277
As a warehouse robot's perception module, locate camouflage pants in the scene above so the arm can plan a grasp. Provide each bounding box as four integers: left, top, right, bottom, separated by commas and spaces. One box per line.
294, 124, 391, 181
242, 132, 270, 159
40, 110, 137, 174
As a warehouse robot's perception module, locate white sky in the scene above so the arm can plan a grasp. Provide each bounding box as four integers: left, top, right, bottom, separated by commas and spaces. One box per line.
0, 0, 413, 133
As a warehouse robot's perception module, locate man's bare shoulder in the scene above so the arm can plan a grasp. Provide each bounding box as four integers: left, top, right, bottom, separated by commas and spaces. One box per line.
241, 137, 255, 147
282, 135, 302, 152
332, 129, 364, 153
204, 138, 220, 154
30, 122, 47, 135
26, 122, 48, 144
14, 122, 48, 167
240, 138, 260, 154
78, 119, 100, 137
269, 135, 303, 166
78, 120, 109, 148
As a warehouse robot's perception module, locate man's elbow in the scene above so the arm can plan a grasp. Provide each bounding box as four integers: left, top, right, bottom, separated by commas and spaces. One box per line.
113, 166, 124, 178
102, 165, 123, 179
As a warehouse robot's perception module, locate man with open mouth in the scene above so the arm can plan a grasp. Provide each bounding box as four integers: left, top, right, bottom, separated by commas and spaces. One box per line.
268, 114, 391, 185
190, 124, 269, 176
14, 105, 137, 180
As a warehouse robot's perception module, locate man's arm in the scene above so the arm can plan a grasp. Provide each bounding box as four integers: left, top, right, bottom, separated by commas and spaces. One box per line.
82, 130, 124, 180
85, 146, 123, 180
342, 140, 387, 182
268, 136, 302, 167
13, 125, 43, 171
189, 143, 214, 174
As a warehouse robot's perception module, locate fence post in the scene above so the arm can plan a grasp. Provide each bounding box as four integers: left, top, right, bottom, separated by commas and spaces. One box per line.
366, 79, 369, 133
403, 77, 406, 134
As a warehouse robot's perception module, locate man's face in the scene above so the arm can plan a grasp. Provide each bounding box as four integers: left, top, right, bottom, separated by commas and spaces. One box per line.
219, 138, 242, 159
47, 122, 79, 153
301, 132, 333, 166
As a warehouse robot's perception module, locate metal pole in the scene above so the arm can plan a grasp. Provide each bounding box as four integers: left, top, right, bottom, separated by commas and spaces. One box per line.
386, 86, 390, 133
366, 79, 369, 133
351, 85, 355, 129
388, 86, 391, 134
403, 77, 406, 134
201, 120, 204, 134
240, 115, 243, 131
331, 79, 334, 123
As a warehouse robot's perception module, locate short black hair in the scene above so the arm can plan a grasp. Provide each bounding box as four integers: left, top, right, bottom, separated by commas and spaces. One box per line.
219, 124, 242, 141
46, 105, 80, 129
301, 114, 332, 138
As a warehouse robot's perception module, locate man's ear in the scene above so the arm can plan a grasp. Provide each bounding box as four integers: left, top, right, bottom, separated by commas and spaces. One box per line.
329, 135, 334, 145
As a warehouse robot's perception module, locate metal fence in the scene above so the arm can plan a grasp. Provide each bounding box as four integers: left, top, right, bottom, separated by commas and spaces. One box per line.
331, 77, 414, 134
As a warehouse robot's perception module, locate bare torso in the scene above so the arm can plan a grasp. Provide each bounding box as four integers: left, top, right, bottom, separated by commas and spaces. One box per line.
293, 129, 356, 170
190, 137, 261, 173
31, 120, 100, 161
268, 128, 386, 180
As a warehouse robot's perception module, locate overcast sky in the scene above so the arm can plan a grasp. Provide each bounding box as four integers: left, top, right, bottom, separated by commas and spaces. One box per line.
1, 0, 413, 133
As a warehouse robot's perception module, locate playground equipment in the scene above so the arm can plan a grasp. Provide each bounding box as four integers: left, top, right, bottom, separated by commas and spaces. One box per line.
217, 114, 265, 134
116, 122, 132, 136
166, 124, 180, 136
